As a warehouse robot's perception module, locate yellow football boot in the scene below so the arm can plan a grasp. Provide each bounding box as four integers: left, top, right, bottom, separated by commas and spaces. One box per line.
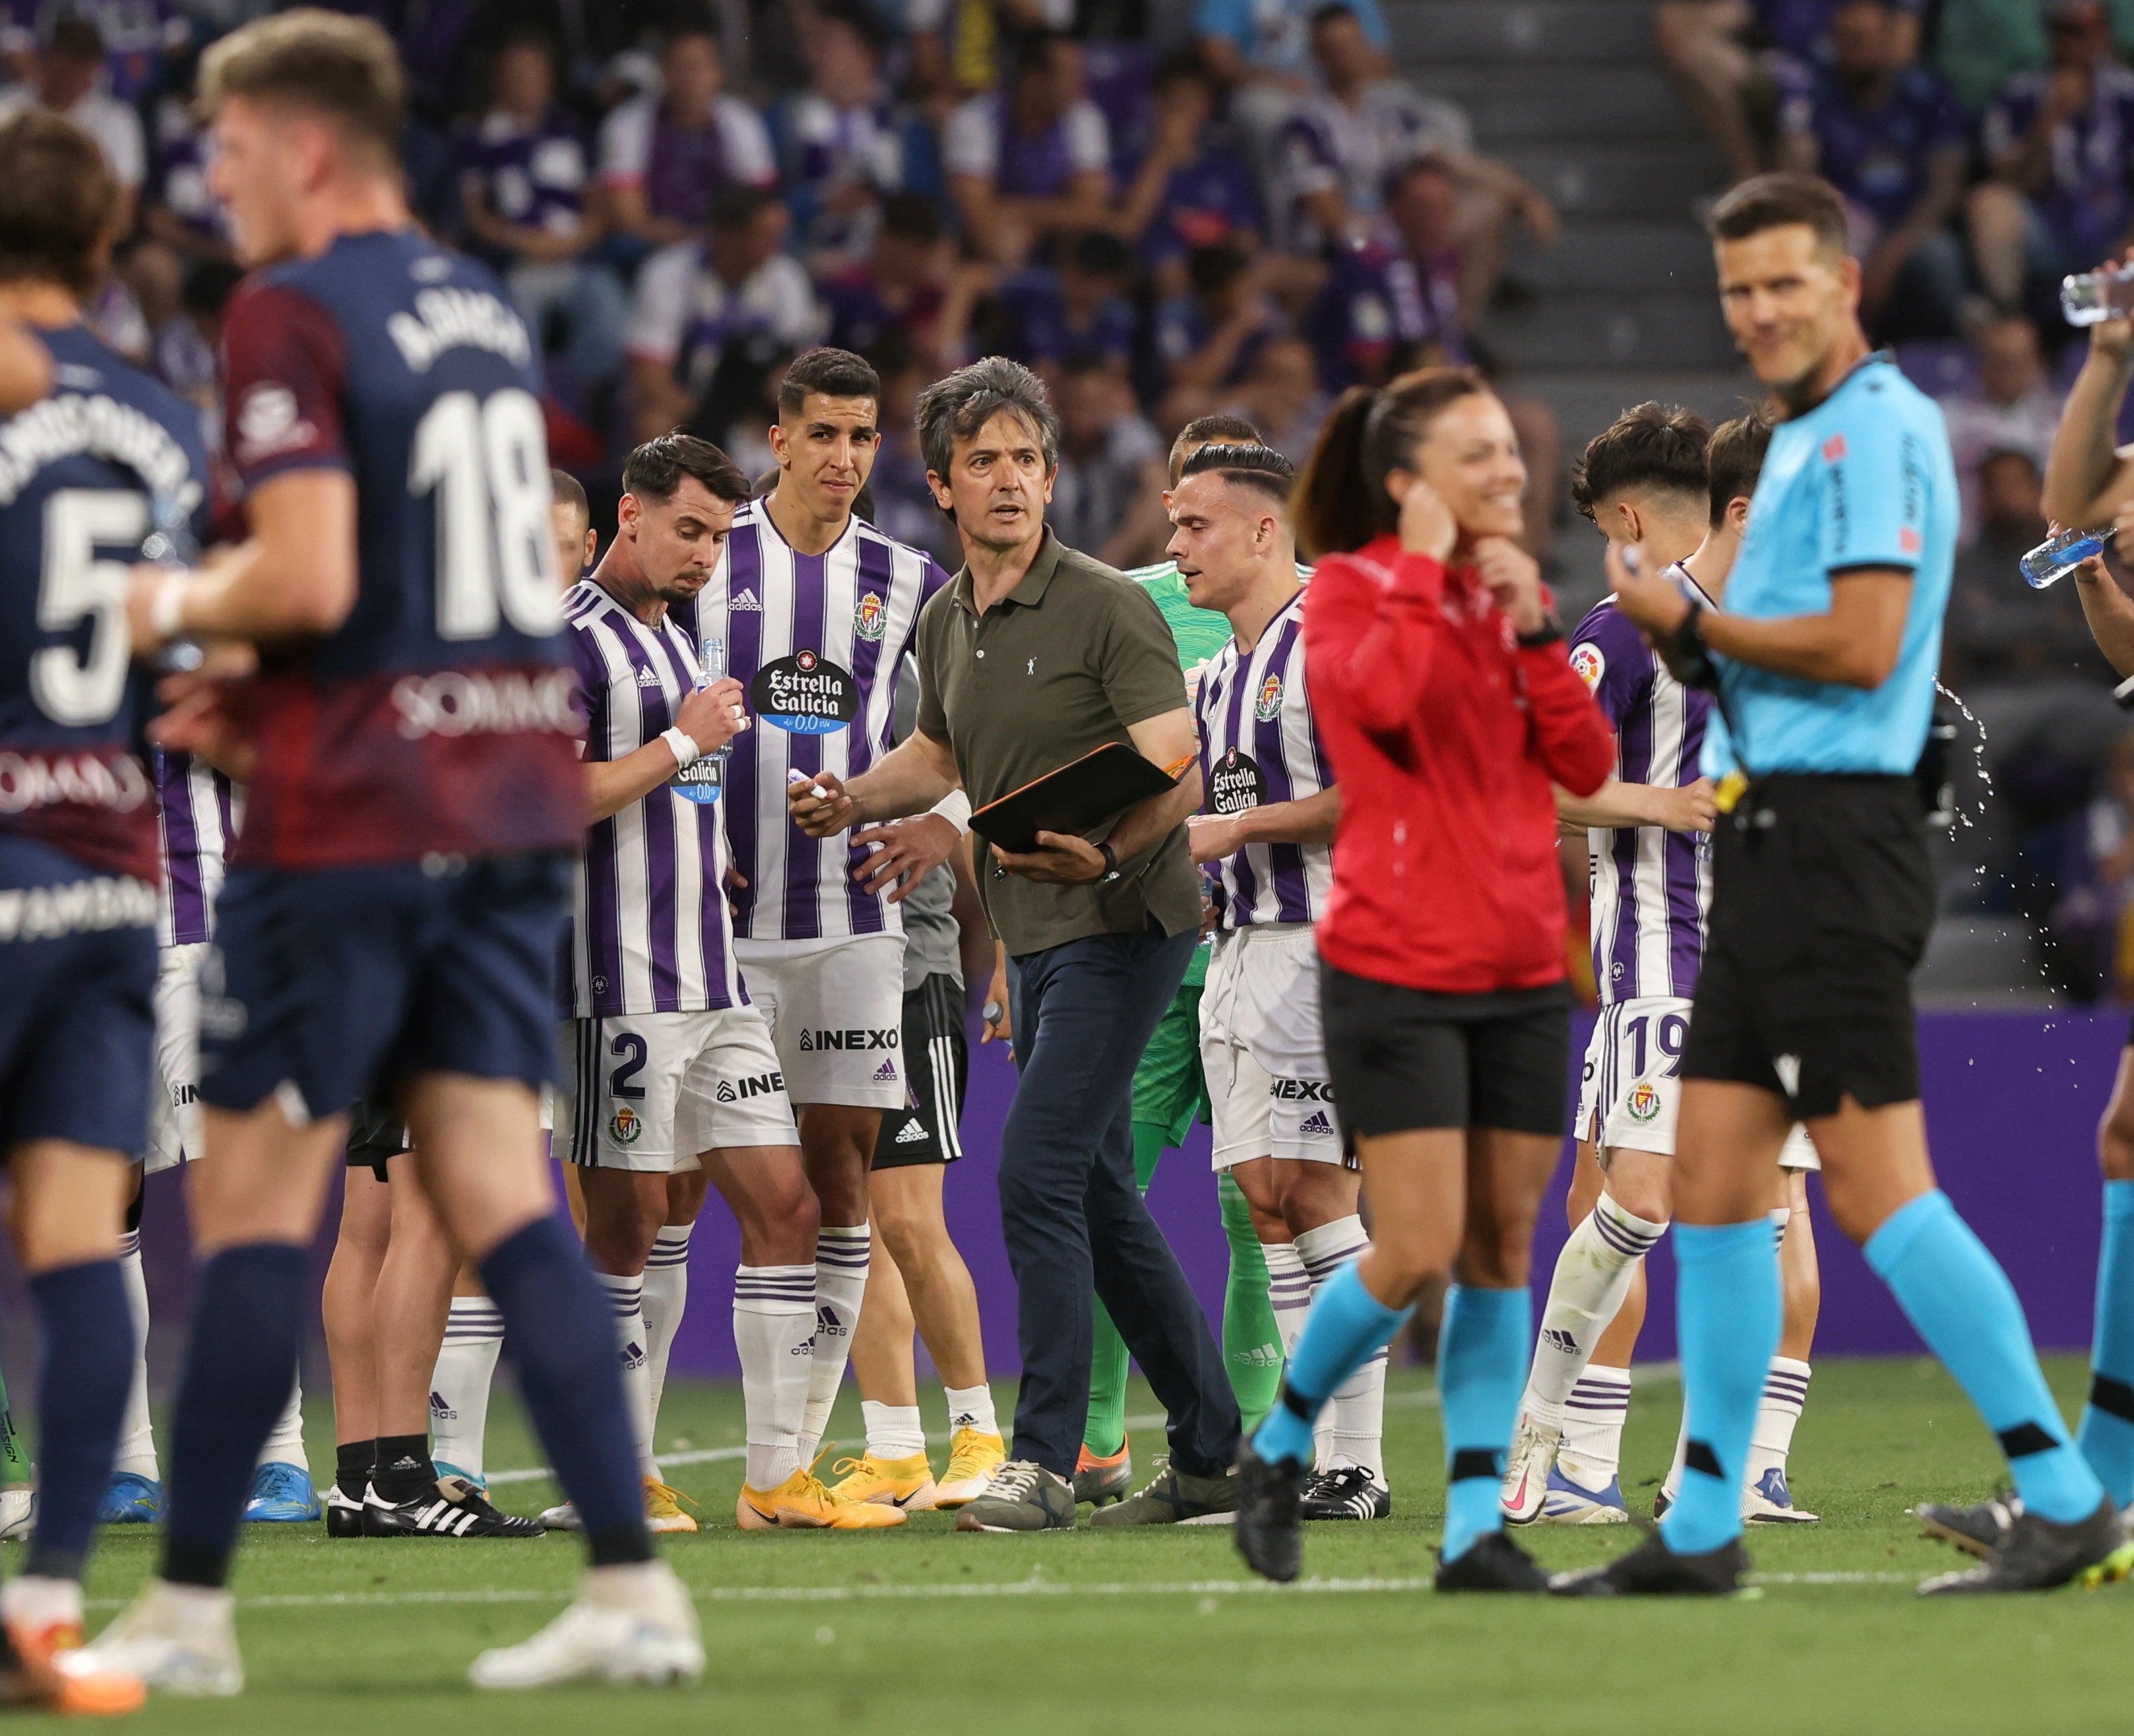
829, 1452, 939, 1512
737, 1464, 907, 1530
644, 1477, 699, 1533
934, 1427, 1007, 1508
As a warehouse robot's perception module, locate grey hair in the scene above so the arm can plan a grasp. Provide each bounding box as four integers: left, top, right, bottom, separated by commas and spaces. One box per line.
914, 356, 1061, 481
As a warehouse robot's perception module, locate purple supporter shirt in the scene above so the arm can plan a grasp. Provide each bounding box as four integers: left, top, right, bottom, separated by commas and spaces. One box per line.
1569, 573, 1713, 1005
997, 268, 1137, 367
1139, 152, 1263, 268
1982, 63, 2134, 260
1780, 63, 1966, 230
459, 106, 590, 242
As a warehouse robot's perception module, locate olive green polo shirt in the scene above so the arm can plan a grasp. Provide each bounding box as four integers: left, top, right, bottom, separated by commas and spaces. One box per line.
915, 528, 1203, 957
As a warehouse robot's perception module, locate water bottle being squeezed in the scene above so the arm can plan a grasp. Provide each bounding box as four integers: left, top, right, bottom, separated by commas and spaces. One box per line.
2062, 263, 2134, 326
2019, 526, 2111, 590
671, 631, 730, 805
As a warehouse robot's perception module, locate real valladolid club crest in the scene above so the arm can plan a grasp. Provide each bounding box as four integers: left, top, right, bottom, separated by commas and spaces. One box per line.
854, 592, 887, 640
1626, 1080, 1662, 1123
609, 1105, 644, 1145
1254, 673, 1283, 721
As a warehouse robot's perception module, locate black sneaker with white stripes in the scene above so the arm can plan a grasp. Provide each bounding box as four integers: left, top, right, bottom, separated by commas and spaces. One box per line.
325, 1483, 365, 1539
1300, 1466, 1391, 1522
360, 1475, 546, 1538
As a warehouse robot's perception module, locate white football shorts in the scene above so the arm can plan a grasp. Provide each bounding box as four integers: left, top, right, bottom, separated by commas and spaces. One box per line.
1199, 922, 1345, 1170
555, 1006, 800, 1174
1577, 996, 1818, 1170
146, 942, 208, 1175
734, 933, 907, 1109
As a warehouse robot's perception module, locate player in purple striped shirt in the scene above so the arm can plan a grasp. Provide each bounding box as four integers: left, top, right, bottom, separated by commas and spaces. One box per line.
1503, 406, 1825, 1527
1174, 443, 1387, 1520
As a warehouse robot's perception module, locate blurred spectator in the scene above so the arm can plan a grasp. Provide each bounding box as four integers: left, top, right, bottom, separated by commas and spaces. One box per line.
1112, 51, 1263, 296
943, 30, 1110, 267
817, 191, 988, 369
1303, 235, 1428, 390
153, 257, 241, 457
2048, 727, 2134, 999
1218, 334, 1329, 464
1776, 0, 1968, 338
863, 329, 963, 565
780, 1, 906, 272
1154, 242, 1284, 423
1935, 0, 2052, 113
134, 54, 231, 341
0, 18, 142, 233
1939, 315, 2067, 544
460, 32, 625, 392
907, 0, 1075, 117
0, 0, 187, 103
1945, 448, 2094, 681
625, 185, 825, 445
1195, 0, 1390, 144
1383, 154, 1475, 346
1968, 0, 2134, 320
598, 26, 776, 249
1048, 356, 1167, 566
996, 228, 1137, 381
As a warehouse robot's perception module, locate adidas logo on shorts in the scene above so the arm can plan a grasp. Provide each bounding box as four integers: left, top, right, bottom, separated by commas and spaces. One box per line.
872, 1059, 898, 1082
1298, 1110, 1335, 1137
894, 1117, 928, 1144
730, 587, 762, 610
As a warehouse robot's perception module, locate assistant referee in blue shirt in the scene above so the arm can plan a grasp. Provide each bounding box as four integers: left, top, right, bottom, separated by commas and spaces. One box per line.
1555, 173, 2128, 1597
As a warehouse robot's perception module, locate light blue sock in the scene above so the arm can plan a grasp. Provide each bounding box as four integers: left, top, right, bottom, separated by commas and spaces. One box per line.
2079, 1181, 2134, 1508
1866, 1190, 2102, 1526
1252, 1261, 1410, 1468
1662, 1220, 1778, 1557
1436, 1284, 1528, 1563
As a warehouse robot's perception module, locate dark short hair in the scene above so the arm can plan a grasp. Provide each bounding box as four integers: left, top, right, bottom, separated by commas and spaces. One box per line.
1168, 413, 1262, 483
180, 256, 245, 316
1309, 3, 1360, 28
1707, 171, 1849, 257
46, 16, 103, 63
1011, 28, 1069, 80
817, 1, 885, 57
880, 191, 943, 244
1187, 243, 1248, 299
777, 347, 879, 418
0, 111, 114, 297
914, 356, 1059, 483
549, 467, 588, 524
1705, 408, 1773, 524
1067, 230, 1132, 279
708, 183, 773, 232
1569, 402, 1711, 523
198, 8, 406, 158
1152, 45, 1216, 92
623, 433, 752, 507
1291, 366, 1490, 558
1179, 441, 1295, 504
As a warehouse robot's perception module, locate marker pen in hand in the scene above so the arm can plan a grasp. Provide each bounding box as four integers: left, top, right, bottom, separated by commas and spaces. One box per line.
787, 766, 828, 801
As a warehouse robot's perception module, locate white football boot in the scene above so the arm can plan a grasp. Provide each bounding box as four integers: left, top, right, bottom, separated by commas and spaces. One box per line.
75, 1580, 243, 1696
469, 1561, 702, 1691
1499, 1408, 1561, 1526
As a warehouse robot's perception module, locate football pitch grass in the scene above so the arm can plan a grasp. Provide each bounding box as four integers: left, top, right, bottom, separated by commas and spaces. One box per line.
71, 1355, 2131, 1734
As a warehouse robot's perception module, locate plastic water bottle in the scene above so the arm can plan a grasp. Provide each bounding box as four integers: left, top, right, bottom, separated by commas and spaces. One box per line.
671, 631, 729, 805
2019, 527, 2110, 590
2062, 263, 2134, 326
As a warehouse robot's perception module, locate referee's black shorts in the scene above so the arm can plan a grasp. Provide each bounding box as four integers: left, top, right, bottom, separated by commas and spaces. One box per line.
871, 973, 968, 1169
1320, 965, 1569, 1141
344, 1094, 410, 1181
1682, 772, 1934, 1119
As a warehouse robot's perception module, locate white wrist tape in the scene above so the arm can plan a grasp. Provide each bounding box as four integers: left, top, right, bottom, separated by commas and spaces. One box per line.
928, 788, 973, 836
150, 572, 190, 641
661, 726, 701, 769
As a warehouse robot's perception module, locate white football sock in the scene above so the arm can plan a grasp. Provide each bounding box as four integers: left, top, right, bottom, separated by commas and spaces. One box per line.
1264, 1239, 1309, 1359
429, 1295, 504, 1480
1556, 1365, 1631, 1490
113, 1232, 158, 1480
257, 1377, 305, 1473
594, 1270, 655, 1479
944, 1383, 999, 1439
1522, 1194, 1666, 1429
800, 1225, 869, 1460
862, 1400, 926, 1461
1747, 1357, 1811, 1489
1661, 1408, 1689, 1506
641, 1225, 692, 1460
1297, 1216, 1385, 1485
735, 1264, 814, 1490
1771, 1205, 1790, 1251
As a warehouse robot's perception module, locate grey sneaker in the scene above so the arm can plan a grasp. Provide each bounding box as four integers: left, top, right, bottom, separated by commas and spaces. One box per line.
1088, 1458, 1238, 1527
953, 1461, 1077, 1532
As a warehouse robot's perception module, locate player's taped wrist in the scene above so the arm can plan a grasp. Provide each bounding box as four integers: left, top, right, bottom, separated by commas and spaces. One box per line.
927, 788, 972, 836
150, 571, 191, 641
660, 726, 701, 770
1654, 599, 1720, 691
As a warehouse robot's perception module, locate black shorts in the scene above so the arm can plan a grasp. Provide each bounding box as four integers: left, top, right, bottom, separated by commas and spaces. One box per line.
871, 974, 968, 1169
1682, 773, 1933, 1119
1320, 965, 1570, 1140
344, 1095, 410, 1182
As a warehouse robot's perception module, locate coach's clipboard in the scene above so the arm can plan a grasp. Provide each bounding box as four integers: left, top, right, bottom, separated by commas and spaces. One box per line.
969, 743, 1178, 855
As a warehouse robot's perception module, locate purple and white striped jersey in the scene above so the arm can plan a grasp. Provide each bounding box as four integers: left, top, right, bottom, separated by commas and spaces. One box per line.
1569, 562, 1715, 1005
703, 501, 949, 943
1193, 590, 1332, 928
153, 750, 237, 948
562, 580, 747, 1017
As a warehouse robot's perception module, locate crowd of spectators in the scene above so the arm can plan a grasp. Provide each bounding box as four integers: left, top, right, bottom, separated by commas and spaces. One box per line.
15, 0, 1569, 567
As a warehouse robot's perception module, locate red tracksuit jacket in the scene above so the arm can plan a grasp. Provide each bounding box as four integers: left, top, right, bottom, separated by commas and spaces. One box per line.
1302, 535, 1616, 995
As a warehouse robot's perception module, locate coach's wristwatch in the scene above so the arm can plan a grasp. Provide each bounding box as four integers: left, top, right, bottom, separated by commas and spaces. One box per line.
1096, 841, 1121, 883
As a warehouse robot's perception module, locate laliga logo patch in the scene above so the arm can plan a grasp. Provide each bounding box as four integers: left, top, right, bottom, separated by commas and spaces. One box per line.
1899, 526, 1922, 555
1570, 643, 1605, 692
1209, 745, 1267, 815
609, 1104, 643, 1146
1253, 673, 1283, 721
749, 648, 859, 735
853, 592, 887, 641
1625, 1080, 1662, 1123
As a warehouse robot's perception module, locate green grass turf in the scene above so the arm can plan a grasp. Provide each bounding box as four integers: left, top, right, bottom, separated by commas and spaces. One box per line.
69, 1354, 2129, 1734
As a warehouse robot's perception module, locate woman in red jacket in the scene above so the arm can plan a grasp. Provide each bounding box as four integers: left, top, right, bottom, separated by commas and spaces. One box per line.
1234, 367, 1615, 1589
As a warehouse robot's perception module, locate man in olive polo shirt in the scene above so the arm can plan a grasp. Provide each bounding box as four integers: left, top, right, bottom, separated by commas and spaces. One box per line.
789, 356, 1241, 1532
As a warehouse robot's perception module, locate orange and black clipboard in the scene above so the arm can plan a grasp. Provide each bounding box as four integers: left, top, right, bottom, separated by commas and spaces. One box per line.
969, 743, 1179, 855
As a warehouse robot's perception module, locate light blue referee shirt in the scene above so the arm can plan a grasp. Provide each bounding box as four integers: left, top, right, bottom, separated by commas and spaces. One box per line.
1701, 353, 1956, 779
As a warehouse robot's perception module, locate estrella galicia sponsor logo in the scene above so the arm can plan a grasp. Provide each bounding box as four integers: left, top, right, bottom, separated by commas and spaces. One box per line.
608, 1104, 643, 1146
853, 592, 887, 641
1208, 746, 1267, 815
797, 1027, 898, 1051
714, 1071, 785, 1104
1253, 672, 1282, 721
1269, 1078, 1333, 1101
749, 649, 858, 735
